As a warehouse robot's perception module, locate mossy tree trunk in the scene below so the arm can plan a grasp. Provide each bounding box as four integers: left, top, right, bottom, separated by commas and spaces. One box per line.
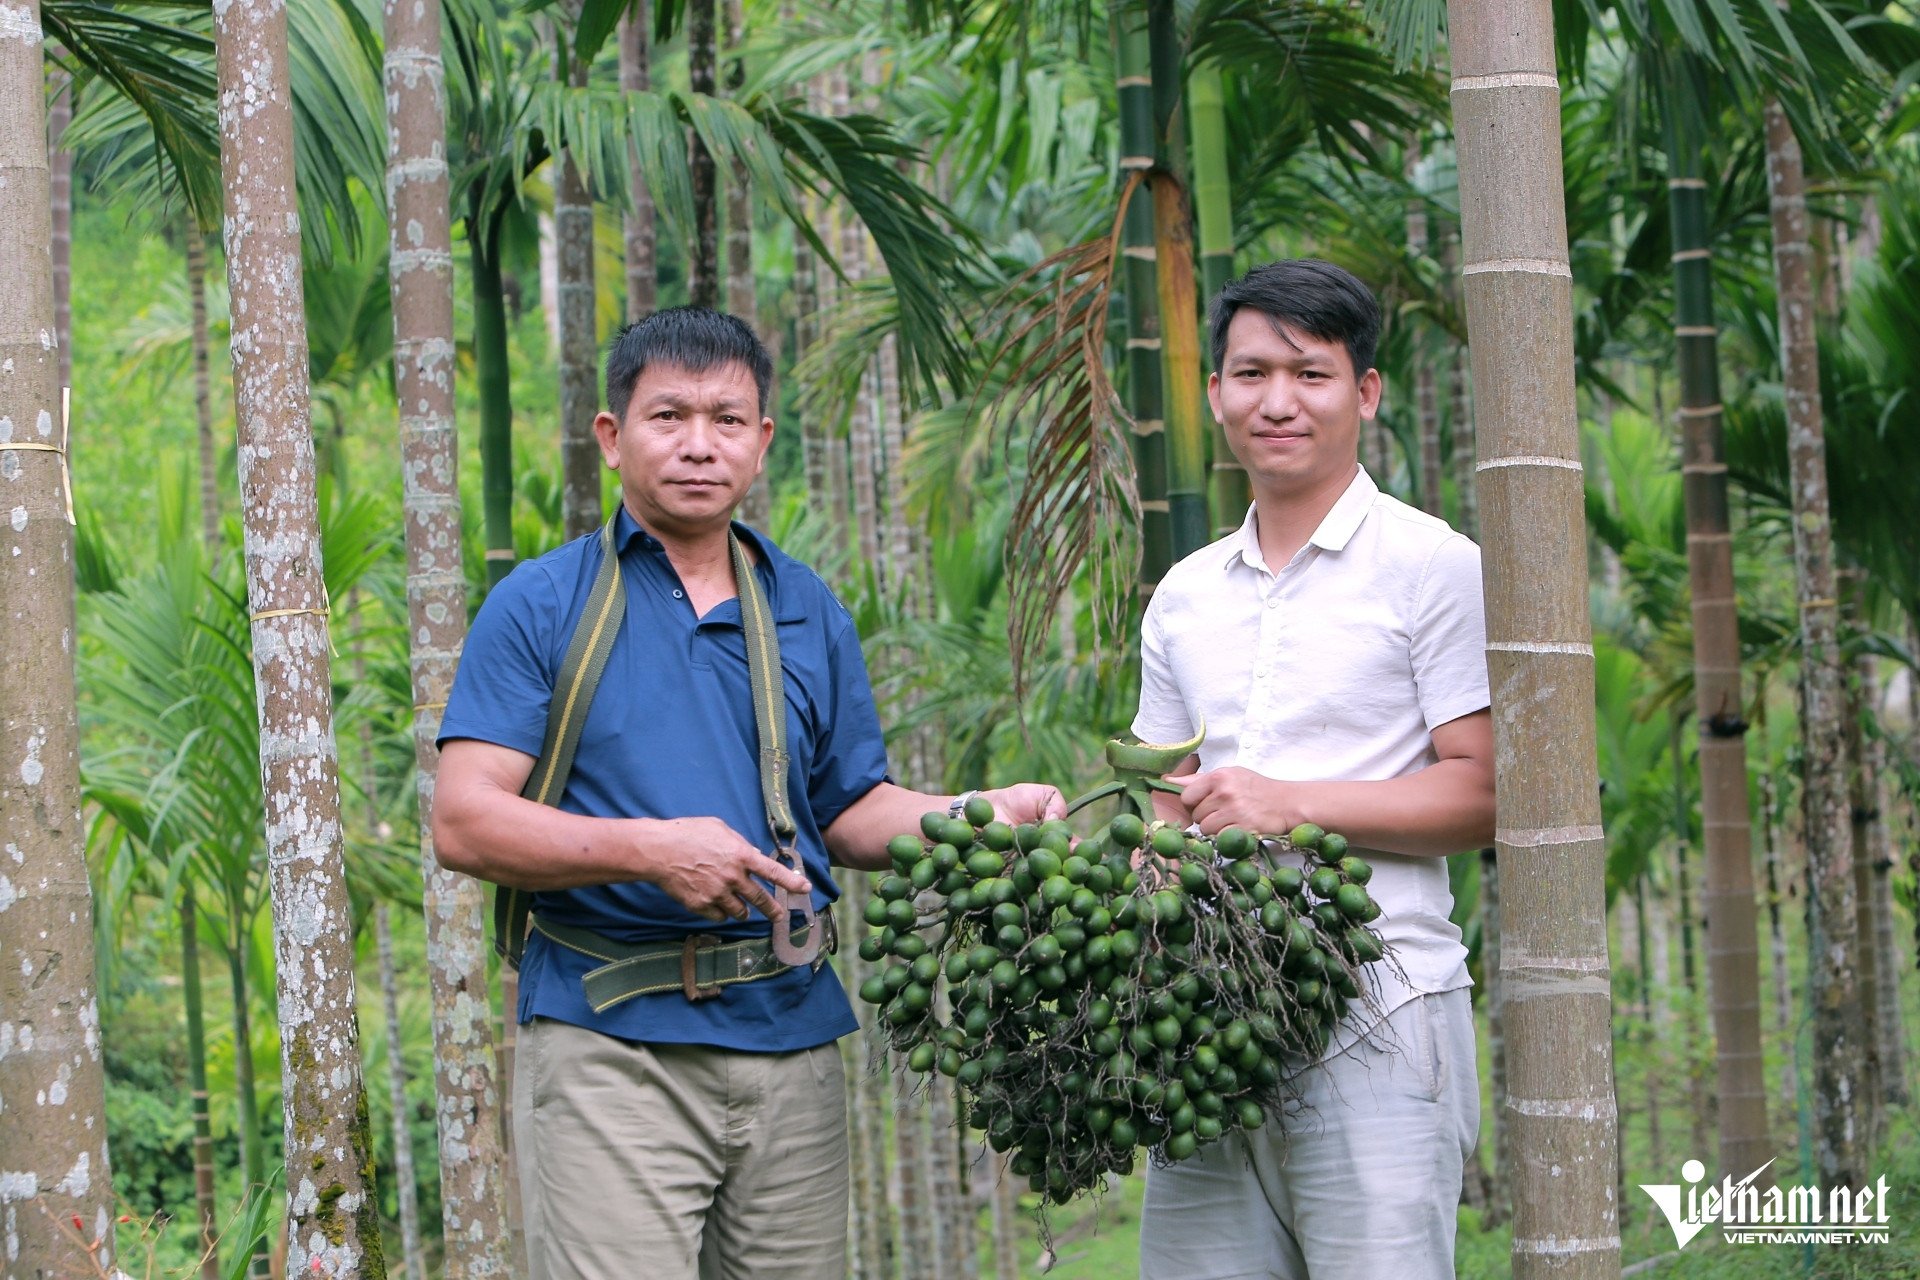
0, 6, 117, 1272
1765, 96, 1863, 1192
1447, 4, 1621, 1274
211, 0, 386, 1269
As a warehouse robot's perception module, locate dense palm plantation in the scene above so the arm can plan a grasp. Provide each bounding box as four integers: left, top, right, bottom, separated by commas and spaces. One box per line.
7, 0, 1920, 1275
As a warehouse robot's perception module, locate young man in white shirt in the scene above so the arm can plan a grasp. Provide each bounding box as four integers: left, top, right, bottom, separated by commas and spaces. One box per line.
1134, 259, 1496, 1279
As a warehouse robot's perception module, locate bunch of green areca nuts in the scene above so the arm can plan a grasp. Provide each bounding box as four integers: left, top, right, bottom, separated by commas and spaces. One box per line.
855, 794, 1389, 1206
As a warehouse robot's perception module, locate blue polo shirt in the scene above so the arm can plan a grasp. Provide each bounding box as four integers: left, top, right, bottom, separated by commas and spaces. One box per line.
438, 507, 886, 1051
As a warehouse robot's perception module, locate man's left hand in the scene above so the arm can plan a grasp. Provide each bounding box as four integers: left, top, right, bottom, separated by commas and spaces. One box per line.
979, 783, 1067, 827
1165, 766, 1306, 836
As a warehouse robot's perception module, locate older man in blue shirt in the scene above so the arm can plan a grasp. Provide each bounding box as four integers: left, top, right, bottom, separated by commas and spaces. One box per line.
433, 308, 1062, 1280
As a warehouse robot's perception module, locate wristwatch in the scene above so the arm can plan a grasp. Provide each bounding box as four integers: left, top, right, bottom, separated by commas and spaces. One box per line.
948, 789, 982, 820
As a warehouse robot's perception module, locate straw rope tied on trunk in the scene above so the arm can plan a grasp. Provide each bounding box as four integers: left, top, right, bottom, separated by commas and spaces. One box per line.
431, 308, 1063, 1279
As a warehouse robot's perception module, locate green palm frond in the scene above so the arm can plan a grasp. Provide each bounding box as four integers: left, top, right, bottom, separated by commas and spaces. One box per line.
973, 199, 1140, 701
46, 0, 219, 224
57, 0, 387, 262
1190, 0, 1448, 175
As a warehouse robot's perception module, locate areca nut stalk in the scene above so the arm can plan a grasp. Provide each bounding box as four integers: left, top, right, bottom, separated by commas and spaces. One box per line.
1446, 3, 1620, 1276
1662, 60, 1772, 1187
1115, 0, 1170, 595
1765, 96, 1862, 1193
383, 0, 514, 1269
0, 2, 117, 1271
211, 0, 386, 1273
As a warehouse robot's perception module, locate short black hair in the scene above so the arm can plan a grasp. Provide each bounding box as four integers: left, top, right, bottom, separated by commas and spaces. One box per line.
1208, 259, 1382, 380
604, 306, 775, 425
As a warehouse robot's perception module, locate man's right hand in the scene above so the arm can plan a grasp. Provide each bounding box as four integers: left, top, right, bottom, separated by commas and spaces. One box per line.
639, 817, 812, 924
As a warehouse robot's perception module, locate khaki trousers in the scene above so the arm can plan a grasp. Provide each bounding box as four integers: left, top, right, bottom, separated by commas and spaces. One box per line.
514, 1017, 849, 1280
1138, 989, 1480, 1280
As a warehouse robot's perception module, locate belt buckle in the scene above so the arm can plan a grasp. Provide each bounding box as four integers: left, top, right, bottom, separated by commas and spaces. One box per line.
768, 844, 822, 966
681, 934, 723, 1001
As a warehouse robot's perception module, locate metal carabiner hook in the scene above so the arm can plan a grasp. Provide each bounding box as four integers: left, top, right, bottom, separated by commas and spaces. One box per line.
768, 845, 821, 966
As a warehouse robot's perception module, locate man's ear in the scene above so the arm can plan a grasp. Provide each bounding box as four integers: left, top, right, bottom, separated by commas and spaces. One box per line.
1357, 367, 1383, 421
1206, 371, 1223, 424
593, 409, 622, 466
756, 416, 775, 474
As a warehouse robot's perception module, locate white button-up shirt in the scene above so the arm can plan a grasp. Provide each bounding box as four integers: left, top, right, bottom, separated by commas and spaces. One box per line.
1133, 466, 1488, 1032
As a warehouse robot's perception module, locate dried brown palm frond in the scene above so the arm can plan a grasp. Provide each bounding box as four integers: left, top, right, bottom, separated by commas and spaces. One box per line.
978, 172, 1144, 701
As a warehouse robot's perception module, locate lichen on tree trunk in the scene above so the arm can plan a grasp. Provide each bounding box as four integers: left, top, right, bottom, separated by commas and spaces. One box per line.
210, 0, 386, 1270
382, 0, 515, 1269
1, 11, 117, 1275
1764, 96, 1863, 1193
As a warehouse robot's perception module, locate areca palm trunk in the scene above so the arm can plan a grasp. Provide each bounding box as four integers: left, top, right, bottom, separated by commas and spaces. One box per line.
989, 1155, 1019, 1278
723, 0, 769, 527
1662, 78, 1772, 1183
384, 0, 517, 1270
686, 0, 719, 308
180, 892, 221, 1280
189, 231, 221, 546
556, 89, 602, 539
373, 907, 424, 1280
1186, 64, 1247, 535
1765, 96, 1862, 1193
469, 207, 516, 588
1447, 5, 1620, 1274
226, 933, 271, 1278
1480, 847, 1508, 1226
619, 0, 656, 321
1406, 155, 1444, 519
1152, 172, 1210, 562
49, 63, 70, 392
1758, 770, 1798, 1121
211, 0, 385, 1269
892, 1057, 935, 1276
1445, 228, 1475, 536
0, 8, 117, 1271
1115, 1, 1170, 595
1854, 659, 1907, 1105
1842, 676, 1884, 1142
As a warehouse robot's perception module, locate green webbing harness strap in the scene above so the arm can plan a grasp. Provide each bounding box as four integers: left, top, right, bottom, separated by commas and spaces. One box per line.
495, 513, 824, 986
495, 516, 627, 966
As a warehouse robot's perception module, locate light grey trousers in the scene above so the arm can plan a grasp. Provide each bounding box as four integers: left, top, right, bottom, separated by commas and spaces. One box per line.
514, 1017, 849, 1280
1138, 988, 1480, 1280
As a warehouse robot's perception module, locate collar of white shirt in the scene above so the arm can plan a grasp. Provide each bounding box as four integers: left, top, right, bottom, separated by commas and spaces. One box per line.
1222, 465, 1378, 575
